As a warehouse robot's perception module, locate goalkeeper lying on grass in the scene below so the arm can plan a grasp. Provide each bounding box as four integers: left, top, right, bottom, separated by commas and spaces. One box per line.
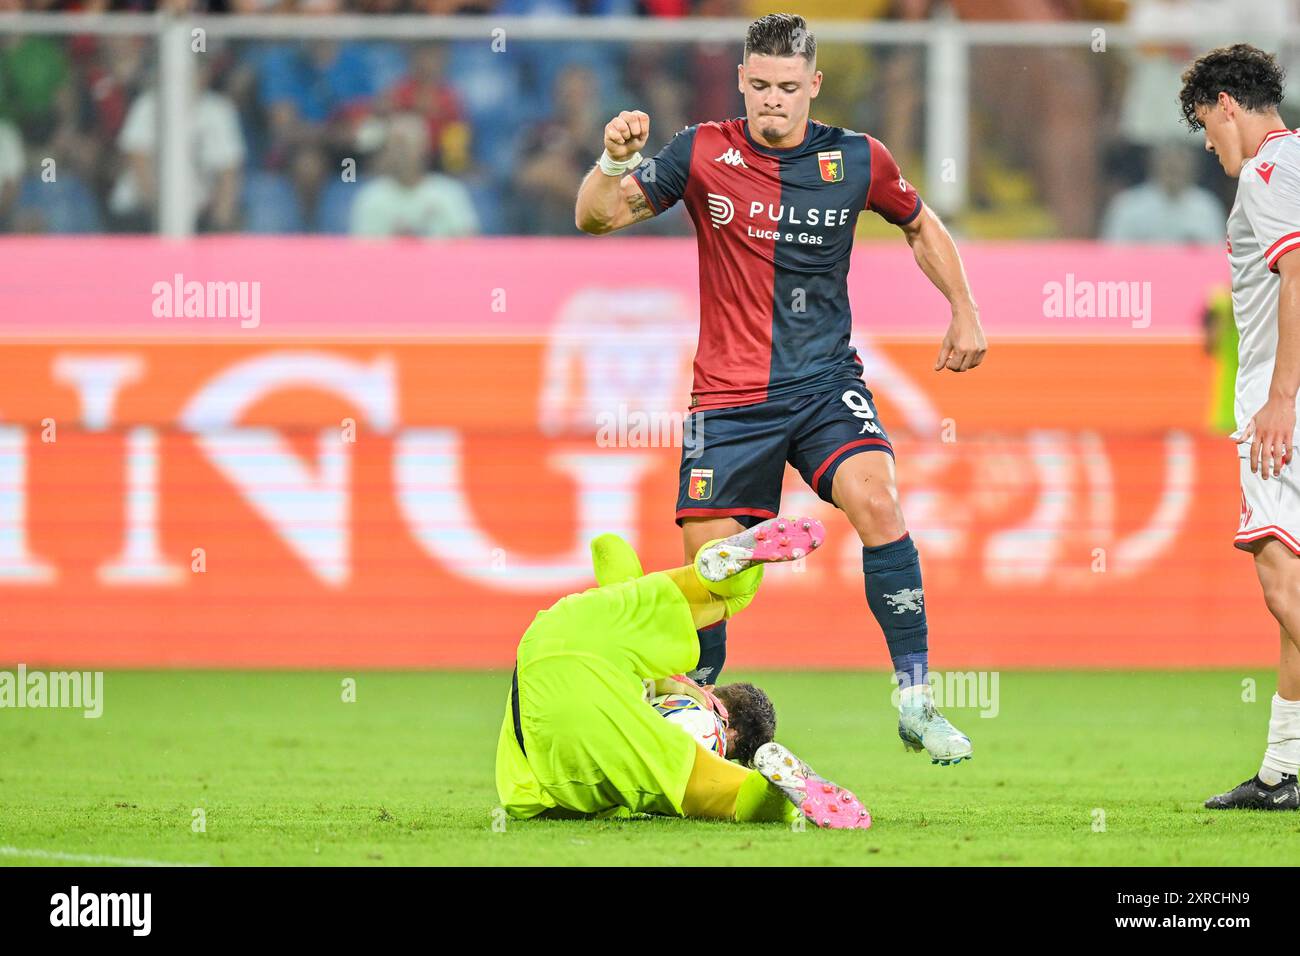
495, 515, 870, 830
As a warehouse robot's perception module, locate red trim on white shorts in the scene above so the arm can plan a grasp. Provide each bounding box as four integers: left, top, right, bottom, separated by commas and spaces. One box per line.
1235, 524, 1300, 555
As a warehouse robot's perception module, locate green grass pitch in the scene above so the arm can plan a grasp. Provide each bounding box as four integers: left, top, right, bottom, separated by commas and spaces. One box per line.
1, 670, 1297, 866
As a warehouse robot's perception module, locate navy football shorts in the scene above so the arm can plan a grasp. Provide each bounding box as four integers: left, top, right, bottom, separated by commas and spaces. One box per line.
675, 381, 893, 527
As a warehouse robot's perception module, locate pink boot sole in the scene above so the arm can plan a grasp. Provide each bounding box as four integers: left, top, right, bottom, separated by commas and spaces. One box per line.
753, 741, 872, 830
746, 516, 825, 562
697, 517, 827, 581
799, 779, 872, 830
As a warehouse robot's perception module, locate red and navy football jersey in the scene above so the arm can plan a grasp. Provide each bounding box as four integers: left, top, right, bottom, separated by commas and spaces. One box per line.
632, 118, 921, 411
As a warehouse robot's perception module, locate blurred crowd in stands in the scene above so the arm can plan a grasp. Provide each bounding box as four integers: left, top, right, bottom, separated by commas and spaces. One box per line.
0, 0, 1296, 240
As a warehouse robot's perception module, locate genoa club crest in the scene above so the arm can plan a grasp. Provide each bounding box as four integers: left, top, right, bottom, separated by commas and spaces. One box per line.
688, 468, 714, 501
817, 150, 844, 183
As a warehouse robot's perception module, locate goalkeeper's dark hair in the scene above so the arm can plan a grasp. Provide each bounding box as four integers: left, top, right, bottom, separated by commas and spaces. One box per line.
714, 682, 776, 766
744, 13, 815, 64
1179, 43, 1285, 130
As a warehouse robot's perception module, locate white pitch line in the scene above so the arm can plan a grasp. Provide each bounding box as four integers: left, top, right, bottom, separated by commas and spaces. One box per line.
0, 846, 208, 867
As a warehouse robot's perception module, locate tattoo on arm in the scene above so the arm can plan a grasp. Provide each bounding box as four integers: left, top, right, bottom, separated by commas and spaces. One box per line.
627, 188, 654, 223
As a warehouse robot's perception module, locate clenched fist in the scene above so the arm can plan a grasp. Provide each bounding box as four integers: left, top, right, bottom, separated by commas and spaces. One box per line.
604, 110, 649, 161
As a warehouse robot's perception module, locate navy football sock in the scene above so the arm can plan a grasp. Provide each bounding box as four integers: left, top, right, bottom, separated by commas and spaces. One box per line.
689, 620, 727, 684
892, 651, 929, 691
862, 534, 929, 689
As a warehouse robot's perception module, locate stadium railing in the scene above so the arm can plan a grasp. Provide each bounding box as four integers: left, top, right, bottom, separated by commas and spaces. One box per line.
0, 13, 1292, 237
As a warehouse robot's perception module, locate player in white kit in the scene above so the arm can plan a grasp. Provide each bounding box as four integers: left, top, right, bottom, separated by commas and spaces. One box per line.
1181, 44, 1300, 810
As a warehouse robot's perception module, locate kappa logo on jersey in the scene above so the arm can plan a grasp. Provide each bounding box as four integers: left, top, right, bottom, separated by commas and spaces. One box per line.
714, 148, 748, 168
817, 150, 844, 183
688, 467, 714, 500
1258, 161, 1276, 185
883, 587, 924, 615
705, 193, 734, 229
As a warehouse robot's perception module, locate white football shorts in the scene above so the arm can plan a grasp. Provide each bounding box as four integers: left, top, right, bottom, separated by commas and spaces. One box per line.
1236, 455, 1300, 554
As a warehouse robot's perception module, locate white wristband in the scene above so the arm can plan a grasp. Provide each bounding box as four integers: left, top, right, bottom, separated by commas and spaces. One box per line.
598, 149, 643, 177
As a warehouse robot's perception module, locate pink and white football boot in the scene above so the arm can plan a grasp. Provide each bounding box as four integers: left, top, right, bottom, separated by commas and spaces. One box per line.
695, 515, 826, 582
752, 742, 872, 830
